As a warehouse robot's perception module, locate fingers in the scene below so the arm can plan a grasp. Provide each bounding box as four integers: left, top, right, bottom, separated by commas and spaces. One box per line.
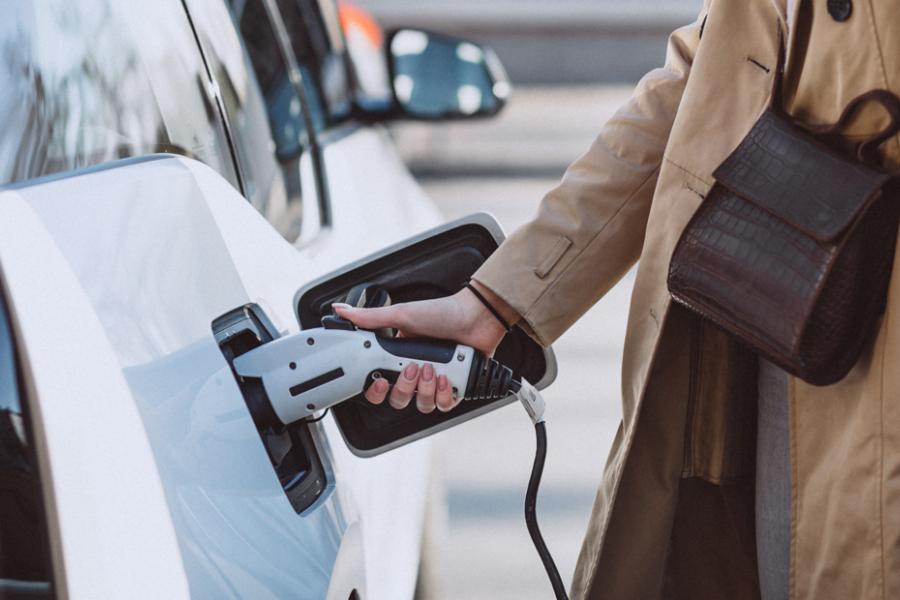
389, 363, 420, 409
362, 363, 460, 415
435, 375, 460, 412
364, 377, 389, 405
333, 303, 405, 331
416, 364, 437, 413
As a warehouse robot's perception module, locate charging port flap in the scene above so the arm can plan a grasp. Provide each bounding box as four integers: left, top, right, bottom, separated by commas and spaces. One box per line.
212, 304, 332, 514
294, 213, 557, 457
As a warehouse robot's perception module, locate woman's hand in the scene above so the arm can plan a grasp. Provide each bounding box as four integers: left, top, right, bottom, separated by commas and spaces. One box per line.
333, 281, 519, 413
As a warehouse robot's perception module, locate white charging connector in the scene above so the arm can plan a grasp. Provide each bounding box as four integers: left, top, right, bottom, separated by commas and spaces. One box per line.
515, 378, 546, 425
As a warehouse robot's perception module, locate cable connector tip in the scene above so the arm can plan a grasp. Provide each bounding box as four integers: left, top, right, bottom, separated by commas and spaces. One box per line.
515, 379, 546, 424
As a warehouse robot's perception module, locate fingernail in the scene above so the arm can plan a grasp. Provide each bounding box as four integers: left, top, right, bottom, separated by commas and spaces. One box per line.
374, 379, 389, 393
422, 364, 434, 382
332, 303, 352, 310
403, 363, 418, 379
390, 392, 411, 410
438, 375, 449, 391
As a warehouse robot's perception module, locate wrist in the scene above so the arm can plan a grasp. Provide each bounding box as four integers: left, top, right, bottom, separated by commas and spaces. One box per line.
456, 288, 506, 348
452, 284, 518, 356
469, 280, 520, 327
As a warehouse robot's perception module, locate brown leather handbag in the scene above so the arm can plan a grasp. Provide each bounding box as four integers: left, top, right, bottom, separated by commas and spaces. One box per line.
667, 89, 900, 386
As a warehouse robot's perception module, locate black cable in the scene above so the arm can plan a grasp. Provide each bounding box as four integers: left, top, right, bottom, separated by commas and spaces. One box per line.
305, 408, 330, 423
526, 421, 568, 600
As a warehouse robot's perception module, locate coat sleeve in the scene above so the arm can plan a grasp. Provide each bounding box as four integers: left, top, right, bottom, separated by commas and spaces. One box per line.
472, 8, 708, 347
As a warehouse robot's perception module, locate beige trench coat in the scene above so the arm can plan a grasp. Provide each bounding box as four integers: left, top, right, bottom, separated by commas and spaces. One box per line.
473, 0, 900, 597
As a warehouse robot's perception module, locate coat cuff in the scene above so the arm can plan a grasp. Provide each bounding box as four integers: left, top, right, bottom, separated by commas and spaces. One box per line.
472, 237, 569, 348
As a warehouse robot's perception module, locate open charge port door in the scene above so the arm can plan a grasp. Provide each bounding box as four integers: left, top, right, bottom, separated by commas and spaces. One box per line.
295, 213, 557, 457
212, 304, 331, 514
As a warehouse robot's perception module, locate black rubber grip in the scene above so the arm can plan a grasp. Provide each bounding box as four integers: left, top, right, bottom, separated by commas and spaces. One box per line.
375, 336, 456, 363
346, 283, 392, 309
465, 354, 515, 400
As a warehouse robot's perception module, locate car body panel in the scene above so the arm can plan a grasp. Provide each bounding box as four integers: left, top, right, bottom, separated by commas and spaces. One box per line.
2, 157, 360, 597
313, 124, 441, 261
0, 183, 190, 599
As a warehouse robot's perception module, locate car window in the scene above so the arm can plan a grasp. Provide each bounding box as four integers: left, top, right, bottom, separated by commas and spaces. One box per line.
0, 0, 238, 187
225, 0, 315, 242
0, 287, 53, 598
275, 0, 353, 128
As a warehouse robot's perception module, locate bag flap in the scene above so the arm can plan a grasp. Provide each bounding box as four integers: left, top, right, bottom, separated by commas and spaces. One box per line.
713, 109, 891, 242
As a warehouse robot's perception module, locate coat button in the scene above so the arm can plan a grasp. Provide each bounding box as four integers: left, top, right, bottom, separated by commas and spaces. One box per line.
827, 0, 852, 21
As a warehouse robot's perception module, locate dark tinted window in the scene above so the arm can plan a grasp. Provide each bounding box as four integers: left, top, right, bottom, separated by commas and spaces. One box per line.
234, 0, 312, 161
276, 0, 352, 127
0, 289, 53, 597
0, 0, 237, 187
226, 0, 311, 242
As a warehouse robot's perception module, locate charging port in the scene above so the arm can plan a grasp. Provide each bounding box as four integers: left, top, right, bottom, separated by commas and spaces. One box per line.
212, 304, 328, 514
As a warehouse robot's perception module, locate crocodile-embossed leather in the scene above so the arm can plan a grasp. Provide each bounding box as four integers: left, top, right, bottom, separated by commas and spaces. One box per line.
714, 110, 890, 242
668, 105, 900, 386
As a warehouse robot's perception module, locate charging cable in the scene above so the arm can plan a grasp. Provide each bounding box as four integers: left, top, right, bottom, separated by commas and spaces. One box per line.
229, 311, 569, 597
514, 380, 569, 600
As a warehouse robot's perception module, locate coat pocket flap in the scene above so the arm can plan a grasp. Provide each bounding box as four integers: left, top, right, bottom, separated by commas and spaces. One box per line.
534, 235, 572, 279
712, 109, 891, 243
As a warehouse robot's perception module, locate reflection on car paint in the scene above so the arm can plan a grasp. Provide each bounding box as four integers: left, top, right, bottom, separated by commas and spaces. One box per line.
0, 0, 236, 187
126, 341, 346, 597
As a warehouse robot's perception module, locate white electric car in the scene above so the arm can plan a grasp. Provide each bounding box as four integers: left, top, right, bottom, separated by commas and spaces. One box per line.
0, 1, 553, 598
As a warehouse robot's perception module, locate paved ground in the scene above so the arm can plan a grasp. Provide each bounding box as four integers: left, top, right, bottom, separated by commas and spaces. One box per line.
394, 86, 639, 599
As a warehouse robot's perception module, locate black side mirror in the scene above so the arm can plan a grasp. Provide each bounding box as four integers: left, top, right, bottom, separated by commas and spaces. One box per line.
387, 28, 511, 121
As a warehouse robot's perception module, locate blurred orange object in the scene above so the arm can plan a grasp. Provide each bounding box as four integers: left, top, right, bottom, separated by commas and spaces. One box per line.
338, 0, 391, 109
338, 1, 383, 48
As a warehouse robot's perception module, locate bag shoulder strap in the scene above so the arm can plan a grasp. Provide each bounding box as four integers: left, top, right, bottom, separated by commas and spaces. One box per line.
771, 25, 900, 164
805, 90, 900, 163
772, 25, 787, 110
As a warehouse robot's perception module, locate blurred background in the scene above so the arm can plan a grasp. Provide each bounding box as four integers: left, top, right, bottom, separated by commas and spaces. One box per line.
354, 0, 703, 598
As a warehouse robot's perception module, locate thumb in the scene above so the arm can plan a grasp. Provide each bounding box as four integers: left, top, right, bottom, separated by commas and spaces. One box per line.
333, 303, 405, 331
